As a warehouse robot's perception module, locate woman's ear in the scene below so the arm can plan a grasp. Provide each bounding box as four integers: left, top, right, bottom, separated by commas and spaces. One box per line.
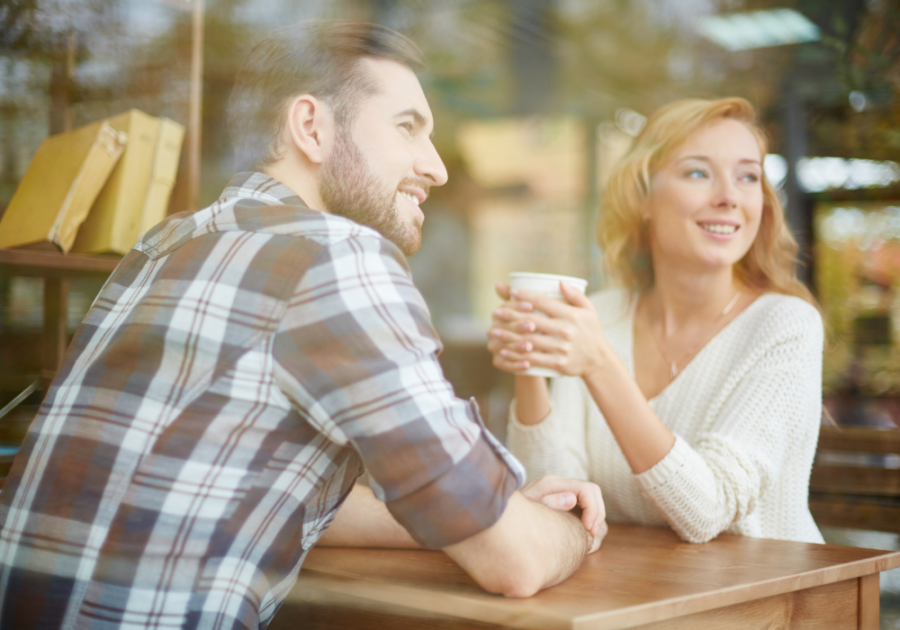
284, 95, 335, 166
639, 200, 652, 223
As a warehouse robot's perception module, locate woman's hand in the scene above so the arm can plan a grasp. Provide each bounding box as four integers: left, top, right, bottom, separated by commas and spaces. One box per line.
487, 282, 540, 374
487, 281, 610, 378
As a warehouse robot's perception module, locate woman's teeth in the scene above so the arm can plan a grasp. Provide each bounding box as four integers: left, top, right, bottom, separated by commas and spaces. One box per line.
399, 191, 419, 206
701, 223, 737, 235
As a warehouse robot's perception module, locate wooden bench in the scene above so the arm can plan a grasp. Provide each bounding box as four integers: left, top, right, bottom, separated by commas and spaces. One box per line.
810, 425, 900, 533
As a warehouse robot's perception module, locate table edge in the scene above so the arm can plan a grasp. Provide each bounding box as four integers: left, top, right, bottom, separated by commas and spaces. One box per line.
573, 550, 900, 629
296, 548, 900, 630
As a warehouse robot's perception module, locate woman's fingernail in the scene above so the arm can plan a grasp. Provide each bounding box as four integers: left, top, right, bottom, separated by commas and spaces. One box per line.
500, 349, 509, 357
510, 288, 519, 297
490, 329, 502, 338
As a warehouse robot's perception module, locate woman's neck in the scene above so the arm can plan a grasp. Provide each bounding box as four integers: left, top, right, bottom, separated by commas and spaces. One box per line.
647, 262, 740, 335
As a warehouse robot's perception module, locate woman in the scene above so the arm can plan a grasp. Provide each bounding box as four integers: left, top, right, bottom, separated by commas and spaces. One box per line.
487, 97, 824, 544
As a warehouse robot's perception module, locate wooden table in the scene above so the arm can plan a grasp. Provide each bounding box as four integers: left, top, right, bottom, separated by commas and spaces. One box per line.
279, 524, 900, 630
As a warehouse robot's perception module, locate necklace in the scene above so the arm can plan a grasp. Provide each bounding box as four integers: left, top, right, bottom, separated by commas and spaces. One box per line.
648, 291, 742, 380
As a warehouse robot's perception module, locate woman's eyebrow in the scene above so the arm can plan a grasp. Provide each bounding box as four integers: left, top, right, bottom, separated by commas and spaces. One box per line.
676, 155, 761, 166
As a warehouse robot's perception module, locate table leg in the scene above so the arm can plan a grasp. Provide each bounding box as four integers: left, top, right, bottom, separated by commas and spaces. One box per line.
42, 277, 69, 395
859, 573, 880, 630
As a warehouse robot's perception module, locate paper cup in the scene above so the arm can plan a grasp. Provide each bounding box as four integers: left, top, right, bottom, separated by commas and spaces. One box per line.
508, 272, 588, 378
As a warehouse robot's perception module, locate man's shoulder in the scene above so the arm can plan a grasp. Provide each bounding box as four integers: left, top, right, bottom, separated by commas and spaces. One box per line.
149, 197, 394, 258
140, 170, 395, 259
213, 188, 393, 254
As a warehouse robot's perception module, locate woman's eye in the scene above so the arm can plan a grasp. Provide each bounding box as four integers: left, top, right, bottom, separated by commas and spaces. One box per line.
687, 169, 707, 178
740, 173, 760, 183
399, 122, 413, 134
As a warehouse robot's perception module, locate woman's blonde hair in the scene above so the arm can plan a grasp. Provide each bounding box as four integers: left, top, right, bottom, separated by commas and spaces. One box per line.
598, 97, 816, 306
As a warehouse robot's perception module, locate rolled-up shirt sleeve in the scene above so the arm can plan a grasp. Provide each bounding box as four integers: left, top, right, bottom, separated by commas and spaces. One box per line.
272, 233, 524, 548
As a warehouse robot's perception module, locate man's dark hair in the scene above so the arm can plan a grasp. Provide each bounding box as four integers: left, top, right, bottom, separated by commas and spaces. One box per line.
227, 20, 425, 172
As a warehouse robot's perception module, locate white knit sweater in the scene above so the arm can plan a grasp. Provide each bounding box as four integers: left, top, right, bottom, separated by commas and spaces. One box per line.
506, 288, 825, 544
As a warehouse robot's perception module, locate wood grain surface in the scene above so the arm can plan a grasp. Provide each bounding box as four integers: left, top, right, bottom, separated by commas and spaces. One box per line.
810, 465, 900, 496
817, 426, 900, 455
0, 248, 120, 277
284, 524, 900, 630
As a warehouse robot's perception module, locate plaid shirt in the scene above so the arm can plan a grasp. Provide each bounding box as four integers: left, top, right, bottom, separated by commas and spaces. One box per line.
0, 172, 524, 629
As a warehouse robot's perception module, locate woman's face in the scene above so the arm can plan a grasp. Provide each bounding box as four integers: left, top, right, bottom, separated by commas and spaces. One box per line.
643, 118, 764, 274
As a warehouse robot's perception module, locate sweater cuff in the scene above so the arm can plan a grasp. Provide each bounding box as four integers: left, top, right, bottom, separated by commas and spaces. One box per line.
507, 397, 560, 441
635, 434, 690, 492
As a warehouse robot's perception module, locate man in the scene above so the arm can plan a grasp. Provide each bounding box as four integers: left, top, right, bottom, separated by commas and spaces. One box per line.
0, 21, 606, 629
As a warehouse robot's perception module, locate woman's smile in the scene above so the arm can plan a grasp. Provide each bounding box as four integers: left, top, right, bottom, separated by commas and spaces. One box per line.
698, 221, 740, 238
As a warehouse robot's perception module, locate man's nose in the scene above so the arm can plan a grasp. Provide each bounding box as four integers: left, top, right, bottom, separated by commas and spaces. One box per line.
416, 140, 449, 187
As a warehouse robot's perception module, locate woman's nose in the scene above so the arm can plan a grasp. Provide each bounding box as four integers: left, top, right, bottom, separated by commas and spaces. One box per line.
713, 178, 739, 209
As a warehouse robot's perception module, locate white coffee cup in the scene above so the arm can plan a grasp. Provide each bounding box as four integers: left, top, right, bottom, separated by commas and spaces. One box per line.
508, 272, 589, 378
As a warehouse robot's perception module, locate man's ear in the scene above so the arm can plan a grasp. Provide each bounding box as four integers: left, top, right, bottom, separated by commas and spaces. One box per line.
284, 95, 334, 166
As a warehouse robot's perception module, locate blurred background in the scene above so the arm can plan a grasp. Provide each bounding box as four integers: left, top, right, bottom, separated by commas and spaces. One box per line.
1, 0, 900, 617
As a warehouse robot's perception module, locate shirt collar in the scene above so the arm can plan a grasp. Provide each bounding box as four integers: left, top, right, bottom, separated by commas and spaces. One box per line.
220, 171, 308, 208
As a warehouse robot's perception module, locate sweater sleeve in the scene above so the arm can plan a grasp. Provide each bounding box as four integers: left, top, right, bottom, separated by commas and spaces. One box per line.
634, 301, 823, 543
505, 376, 590, 483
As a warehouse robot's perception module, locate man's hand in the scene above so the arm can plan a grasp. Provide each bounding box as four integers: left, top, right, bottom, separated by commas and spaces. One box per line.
521, 475, 607, 548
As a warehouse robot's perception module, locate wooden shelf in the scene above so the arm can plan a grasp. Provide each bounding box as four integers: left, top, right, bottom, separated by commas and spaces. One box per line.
0, 248, 123, 395
0, 248, 121, 278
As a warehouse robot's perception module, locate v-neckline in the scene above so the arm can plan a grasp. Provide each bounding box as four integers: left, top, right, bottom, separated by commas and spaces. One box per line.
626, 292, 767, 403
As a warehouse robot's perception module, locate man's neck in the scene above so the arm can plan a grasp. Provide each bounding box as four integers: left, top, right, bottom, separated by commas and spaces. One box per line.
261, 161, 327, 212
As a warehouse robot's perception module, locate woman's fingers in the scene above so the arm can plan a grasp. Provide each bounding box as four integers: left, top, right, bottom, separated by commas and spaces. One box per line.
488, 334, 534, 355
491, 353, 531, 373
492, 302, 536, 324
499, 343, 567, 369
559, 281, 591, 307
497, 348, 562, 375
507, 287, 571, 318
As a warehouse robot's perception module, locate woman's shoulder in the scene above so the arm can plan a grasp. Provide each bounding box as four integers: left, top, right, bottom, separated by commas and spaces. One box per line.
742, 292, 823, 343
588, 286, 633, 326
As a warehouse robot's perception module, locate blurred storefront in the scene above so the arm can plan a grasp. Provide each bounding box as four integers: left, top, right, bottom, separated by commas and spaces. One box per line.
817, 202, 900, 427
0, 0, 898, 437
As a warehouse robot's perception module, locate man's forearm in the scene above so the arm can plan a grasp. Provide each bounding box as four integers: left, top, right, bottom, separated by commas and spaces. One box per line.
317, 483, 420, 548
517, 494, 595, 591
443, 491, 594, 598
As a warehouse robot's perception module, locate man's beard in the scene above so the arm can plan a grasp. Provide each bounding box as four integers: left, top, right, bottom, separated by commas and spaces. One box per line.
320, 130, 424, 256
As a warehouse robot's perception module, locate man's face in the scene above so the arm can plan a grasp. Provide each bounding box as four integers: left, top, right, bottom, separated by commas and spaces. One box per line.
320, 58, 448, 256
